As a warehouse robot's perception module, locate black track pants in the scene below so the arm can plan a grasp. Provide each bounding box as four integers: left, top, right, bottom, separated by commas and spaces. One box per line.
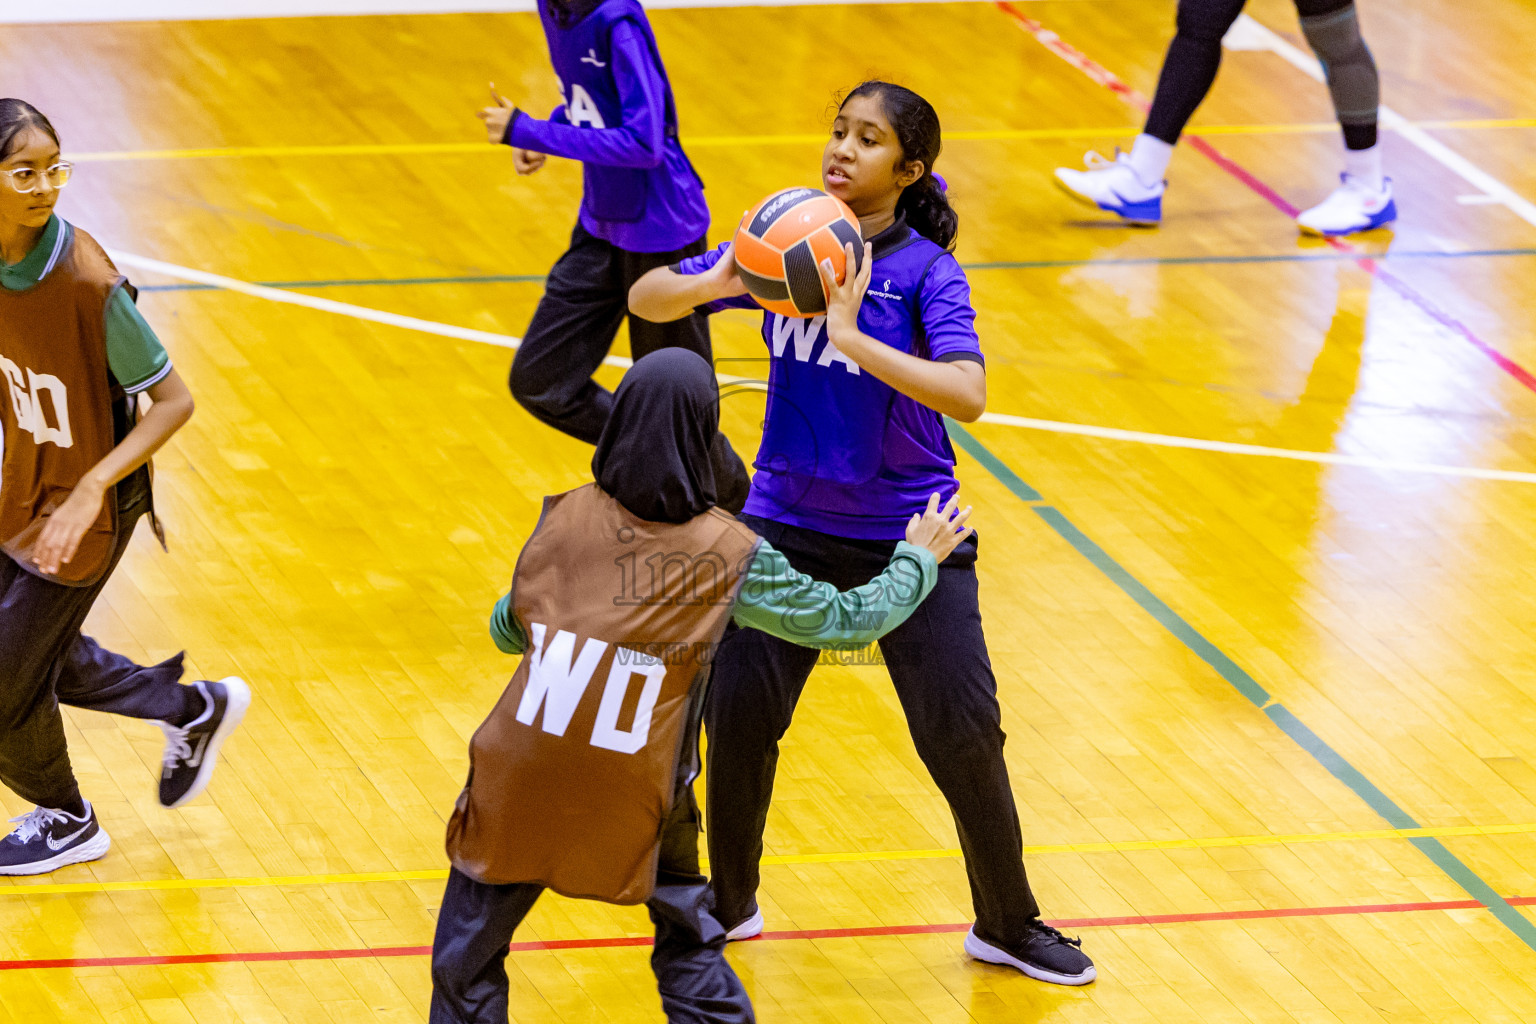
704, 516, 1043, 948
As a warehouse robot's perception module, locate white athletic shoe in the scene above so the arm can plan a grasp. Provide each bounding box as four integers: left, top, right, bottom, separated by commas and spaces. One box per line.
1054, 151, 1165, 225
1297, 174, 1397, 236
724, 909, 764, 941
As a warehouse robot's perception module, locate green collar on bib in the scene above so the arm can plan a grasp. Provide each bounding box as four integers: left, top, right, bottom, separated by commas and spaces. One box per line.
1, 214, 68, 292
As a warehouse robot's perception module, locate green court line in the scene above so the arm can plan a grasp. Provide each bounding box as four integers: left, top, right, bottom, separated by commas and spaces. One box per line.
944, 419, 1536, 953
942, 422, 1044, 502
133, 247, 1536, 294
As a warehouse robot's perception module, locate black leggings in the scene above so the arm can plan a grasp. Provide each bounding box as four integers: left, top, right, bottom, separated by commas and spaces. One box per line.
704, 517, 1043, 948
510, 223, 750, 511
1145, 0, 1374, 149
429, 788, 754, 1024
0, 481, 198, 810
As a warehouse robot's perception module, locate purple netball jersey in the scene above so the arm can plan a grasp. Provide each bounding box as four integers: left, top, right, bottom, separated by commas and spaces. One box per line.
676, 216, 985, 540
509, 0, 709, 252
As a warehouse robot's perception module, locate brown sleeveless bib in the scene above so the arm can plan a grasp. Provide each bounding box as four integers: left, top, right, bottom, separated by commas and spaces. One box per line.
0, 227, 124, 586
446, 484, 760, 904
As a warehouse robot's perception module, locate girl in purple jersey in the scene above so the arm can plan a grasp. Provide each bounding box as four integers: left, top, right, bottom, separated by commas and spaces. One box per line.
477, 0, 748, 510
629, 81, 1096, 987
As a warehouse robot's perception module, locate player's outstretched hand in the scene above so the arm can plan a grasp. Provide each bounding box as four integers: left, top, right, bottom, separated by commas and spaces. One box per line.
478, 83, 518, 145
905, 492, 973, 563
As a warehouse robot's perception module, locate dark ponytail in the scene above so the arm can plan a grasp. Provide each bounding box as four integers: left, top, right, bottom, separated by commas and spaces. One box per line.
840, 81, 958, 250
0, 99, 58, 161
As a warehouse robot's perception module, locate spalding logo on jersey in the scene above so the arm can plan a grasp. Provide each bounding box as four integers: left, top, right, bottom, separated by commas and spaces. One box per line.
516, 622, 666, 754
1, 355, 73, 448
768, 315, 860, 375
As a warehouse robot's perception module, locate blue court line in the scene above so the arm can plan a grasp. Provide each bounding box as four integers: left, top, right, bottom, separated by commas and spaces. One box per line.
133, 247, 1536, 294
944, 420, 1536, 953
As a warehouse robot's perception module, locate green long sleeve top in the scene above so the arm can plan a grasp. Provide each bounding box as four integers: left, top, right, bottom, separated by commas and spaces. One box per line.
488, 539, 938, 655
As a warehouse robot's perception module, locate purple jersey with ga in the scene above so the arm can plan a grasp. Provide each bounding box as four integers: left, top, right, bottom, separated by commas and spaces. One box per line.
675, 216, 984, 540
509, 0, 710, 253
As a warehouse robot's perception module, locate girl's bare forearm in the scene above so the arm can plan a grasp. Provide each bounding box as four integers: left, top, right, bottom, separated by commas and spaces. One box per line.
629, 267, 715, 323
80, 374, 194, 493
836, 334, 986, 421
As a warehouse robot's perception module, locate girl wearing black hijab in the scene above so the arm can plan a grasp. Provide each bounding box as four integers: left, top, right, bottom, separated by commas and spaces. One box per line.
429, 348, 973, 1023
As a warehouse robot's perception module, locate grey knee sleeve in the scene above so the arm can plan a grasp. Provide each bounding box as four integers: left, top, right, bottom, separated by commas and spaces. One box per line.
1301, 3, 1380, 126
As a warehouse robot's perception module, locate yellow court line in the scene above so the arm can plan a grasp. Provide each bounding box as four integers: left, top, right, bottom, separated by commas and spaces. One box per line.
2, 822, 1532, 898
68, 118, 1536, 163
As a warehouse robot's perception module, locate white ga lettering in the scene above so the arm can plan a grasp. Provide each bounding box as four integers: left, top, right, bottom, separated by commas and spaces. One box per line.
0, 355, 73, 448
566, 83, 606, 129
515, 622, 665, 753
767, 316, 860, 375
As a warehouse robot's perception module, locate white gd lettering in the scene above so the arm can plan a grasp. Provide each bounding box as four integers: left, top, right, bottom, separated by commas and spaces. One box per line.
0, 355, 73, 448
565, 83, 606, 129
767, 316, 860, 375
516, 622, 665, 753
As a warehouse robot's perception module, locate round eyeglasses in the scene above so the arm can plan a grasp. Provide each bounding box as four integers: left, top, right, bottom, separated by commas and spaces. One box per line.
2, 163, 74, 195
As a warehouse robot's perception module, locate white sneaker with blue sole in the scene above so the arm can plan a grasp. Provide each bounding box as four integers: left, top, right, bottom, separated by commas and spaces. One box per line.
1054, 150, 1165, 226
1297, 174, 1397, 236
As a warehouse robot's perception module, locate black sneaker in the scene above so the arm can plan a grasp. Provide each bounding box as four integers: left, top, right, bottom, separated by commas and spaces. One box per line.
158, 676, 251, 809
964, 921, 1097, 986
0, 802, 111, 876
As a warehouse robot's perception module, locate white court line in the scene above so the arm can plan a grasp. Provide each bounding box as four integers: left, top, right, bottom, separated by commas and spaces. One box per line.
3, 0, 968, 25
1224, 13, 1536, 229
107, 249, 633, 369
120, 249, 1536, 486
978, 413, 1536, 485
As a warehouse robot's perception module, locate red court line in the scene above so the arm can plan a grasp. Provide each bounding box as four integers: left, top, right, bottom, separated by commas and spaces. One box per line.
4, 895, 1531, 971
994, 1, 1536, 399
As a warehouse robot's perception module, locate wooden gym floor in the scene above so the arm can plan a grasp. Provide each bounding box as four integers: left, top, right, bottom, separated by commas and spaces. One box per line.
2, 0, 1536, 1019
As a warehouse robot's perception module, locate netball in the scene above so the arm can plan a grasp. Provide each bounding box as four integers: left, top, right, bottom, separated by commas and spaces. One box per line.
732, 186, 865, 317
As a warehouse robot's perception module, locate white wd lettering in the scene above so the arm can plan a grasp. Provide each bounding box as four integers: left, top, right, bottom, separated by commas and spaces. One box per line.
516, 623, 609, 736
515, 624, 667, 753
768, 316, 860, 375
566, 84, 606, 129
590, 657, 667, 754
0, 355, 73, 448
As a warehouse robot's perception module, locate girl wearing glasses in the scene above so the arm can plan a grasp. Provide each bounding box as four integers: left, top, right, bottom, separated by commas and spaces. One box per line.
0, 99, 249, 875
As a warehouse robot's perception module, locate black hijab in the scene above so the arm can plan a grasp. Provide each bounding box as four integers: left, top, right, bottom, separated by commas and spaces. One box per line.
592, 348, 720, 523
